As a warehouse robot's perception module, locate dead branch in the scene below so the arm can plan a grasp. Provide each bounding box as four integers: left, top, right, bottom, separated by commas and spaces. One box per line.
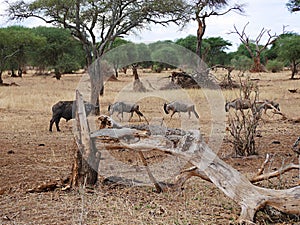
138, 151, 163, 193
250, 163, 299, 183
255, 154, 270, 176
26, 178, 70, 193
92, 120, 300, 223
174, 159, 299, 187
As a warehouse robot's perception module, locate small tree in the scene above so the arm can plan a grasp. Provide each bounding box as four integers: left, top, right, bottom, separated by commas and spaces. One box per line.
266, 60, 284, 73
231, 55, 253, 74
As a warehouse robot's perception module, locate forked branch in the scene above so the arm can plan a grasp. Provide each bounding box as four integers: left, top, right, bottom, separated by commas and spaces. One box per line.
94, 116, 300, 223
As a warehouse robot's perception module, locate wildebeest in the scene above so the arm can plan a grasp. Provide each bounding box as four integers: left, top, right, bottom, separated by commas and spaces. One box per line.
49, 100, 94, 132
225, 98, 280, 114
163, 101, 199, 119
108, 102, 148, 123
225, 98, 252, 112
254, 100, 280, 113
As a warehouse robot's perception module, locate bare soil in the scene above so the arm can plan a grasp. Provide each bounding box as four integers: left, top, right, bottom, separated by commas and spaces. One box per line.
0, 69, 300, 225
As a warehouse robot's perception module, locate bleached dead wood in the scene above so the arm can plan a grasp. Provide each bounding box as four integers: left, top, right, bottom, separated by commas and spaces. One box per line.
71, 90, 101, 187
92, 119, 300, 224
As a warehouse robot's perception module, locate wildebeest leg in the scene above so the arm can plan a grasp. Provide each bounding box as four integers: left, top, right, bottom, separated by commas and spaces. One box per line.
188, 111, 191, 119
49, 116, 61, 132
135, 110, 144, 122
117, 112, 122, 121
170, 111, 176, 119
49, 118, 55, 132
55, 118, 61, 132
128, 112, 134, 122
193, 108, 200, 119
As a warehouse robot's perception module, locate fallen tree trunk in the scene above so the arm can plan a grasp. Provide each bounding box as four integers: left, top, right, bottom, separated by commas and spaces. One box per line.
93, 116, 300, 224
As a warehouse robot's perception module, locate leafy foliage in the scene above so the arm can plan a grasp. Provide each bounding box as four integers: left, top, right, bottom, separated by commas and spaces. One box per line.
286, 0, 300, 12
230, 55, 252, 72
0, 26, 46, 82
8, 0, 189, 66
277, 34, 300, 78
175, 35, 197, 52
266, 60, 284, 73
31, 27, 85, 76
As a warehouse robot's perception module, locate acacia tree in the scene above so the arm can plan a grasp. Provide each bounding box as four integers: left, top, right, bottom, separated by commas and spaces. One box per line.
0, 26, 45, 84
183, 0, 244, 57
31, 27, 85, 79
7, 0, 188, 110
7, 0, 188, 66
277, 34, 300, 79
230, 23, 278, 72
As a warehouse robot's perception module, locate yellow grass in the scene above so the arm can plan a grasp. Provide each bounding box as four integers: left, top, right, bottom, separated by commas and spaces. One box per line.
1, 68, 300, 225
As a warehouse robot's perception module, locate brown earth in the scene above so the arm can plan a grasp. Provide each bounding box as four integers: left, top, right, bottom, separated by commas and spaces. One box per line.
0, 69, 300, 225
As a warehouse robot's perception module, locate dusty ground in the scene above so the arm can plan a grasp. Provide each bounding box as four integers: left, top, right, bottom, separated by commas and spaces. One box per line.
0, 69, 300, 225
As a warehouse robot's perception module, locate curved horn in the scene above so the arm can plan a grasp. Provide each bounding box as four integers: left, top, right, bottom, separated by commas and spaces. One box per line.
163, 103, 169, 114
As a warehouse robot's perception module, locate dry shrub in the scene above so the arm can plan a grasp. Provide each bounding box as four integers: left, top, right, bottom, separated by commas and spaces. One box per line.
227, 77, 262, 156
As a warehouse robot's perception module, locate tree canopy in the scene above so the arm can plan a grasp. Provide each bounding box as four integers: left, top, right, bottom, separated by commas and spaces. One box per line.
286, 0, 300, 12
7, 0, 188, 66
277, 34, 300, 78
0, 26, 46, 83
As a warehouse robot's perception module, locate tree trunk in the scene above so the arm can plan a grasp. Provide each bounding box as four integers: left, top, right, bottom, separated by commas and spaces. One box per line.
92, 125, 300, 224
18, 67, 22, 77
133, 64, 139, 80
0, 70, 3, 84
71, 90, 101, 187
291, 61, 298, 79
252, 55, 262, 72
132, 65, 147, 92
196, 16, 205, 58
90, 59, 101, 115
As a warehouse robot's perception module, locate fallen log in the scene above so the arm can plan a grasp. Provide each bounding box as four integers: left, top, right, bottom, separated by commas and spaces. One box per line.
93, 116, 300, 224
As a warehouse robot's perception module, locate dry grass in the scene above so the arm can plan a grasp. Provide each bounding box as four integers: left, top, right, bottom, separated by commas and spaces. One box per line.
0, 69, 300, 224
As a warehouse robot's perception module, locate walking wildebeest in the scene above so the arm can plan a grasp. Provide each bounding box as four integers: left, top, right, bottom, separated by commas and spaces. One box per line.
254, 100, 280, 113
225, 98, 252, 112
108, 102, 148, 123
225, 98, 280, 114
163, 101, 199, 119
49, 100, 94, 132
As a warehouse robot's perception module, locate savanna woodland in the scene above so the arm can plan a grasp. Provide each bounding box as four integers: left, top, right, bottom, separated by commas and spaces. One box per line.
1, 0, 300, 224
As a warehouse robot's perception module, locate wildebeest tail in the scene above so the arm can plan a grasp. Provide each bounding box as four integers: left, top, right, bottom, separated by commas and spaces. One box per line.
108, 104, 111, 112
163, 103, 169, 114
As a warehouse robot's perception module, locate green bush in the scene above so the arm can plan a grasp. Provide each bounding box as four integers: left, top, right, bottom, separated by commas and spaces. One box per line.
266, 60, 284, 73
231, 55, 252, 72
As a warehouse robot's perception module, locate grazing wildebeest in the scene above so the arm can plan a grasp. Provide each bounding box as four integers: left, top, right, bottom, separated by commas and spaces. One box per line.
225, 98, 252, 112
108, 102, 148, 123
254, 100, 280, 113
225, 98, 280, 114
49, 100, 94, 132
163, 101, 199, 119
